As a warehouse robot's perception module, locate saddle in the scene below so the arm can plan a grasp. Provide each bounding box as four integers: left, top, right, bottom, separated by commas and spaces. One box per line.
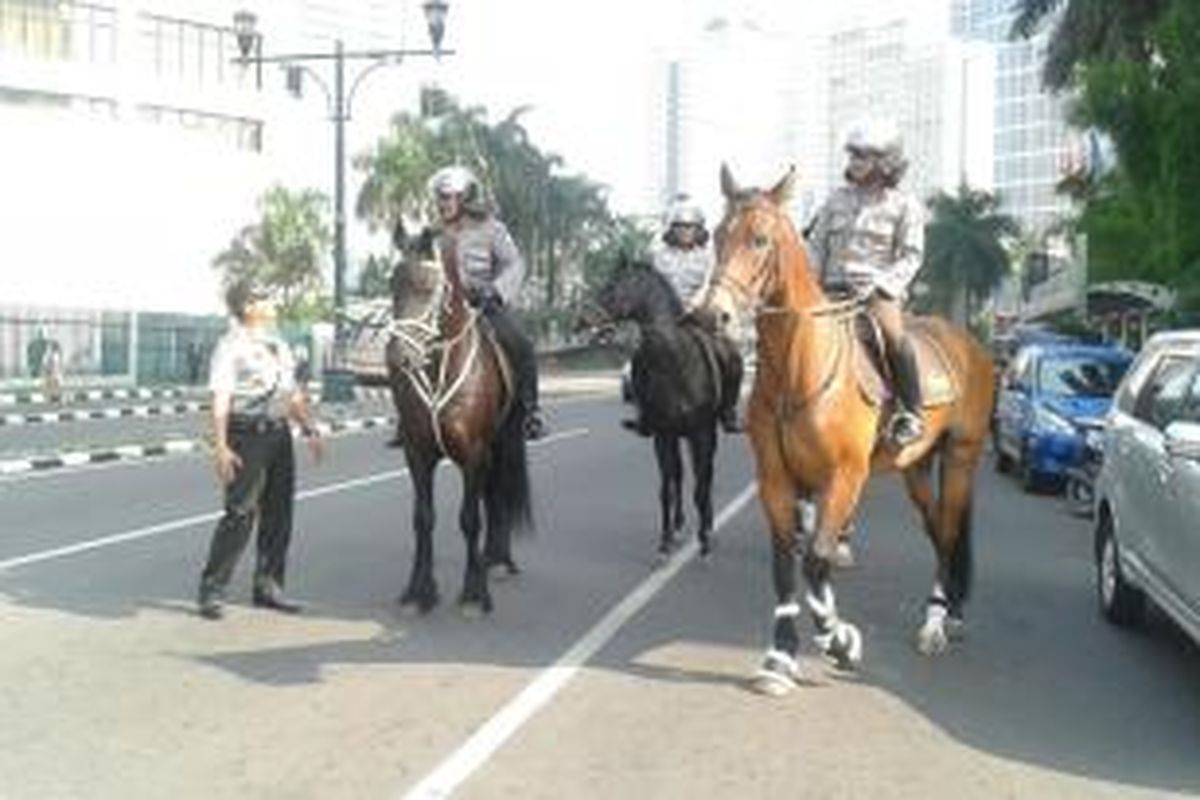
851, 314, 958, 408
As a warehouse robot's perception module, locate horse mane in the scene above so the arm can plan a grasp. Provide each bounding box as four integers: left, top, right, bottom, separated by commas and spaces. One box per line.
619, 256, 685, 317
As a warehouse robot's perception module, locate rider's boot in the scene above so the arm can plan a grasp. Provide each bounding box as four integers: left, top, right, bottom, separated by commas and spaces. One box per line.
887, 337, 924, 448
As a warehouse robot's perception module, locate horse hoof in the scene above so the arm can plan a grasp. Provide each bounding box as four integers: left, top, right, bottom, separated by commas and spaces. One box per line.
818, 623, 864, 670
916, 623, 948, 656
832, 542, 855, 569
397, 601, 424, 618
751, 669, 797, 697
946, 616, 966, 641
459, 601, 490, 619
488, 562, 520, 582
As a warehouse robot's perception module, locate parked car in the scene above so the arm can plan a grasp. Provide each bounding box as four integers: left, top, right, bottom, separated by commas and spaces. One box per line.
994, 341, 1133, 491
1093, 330, 1200, 645
344, 299, 393, 386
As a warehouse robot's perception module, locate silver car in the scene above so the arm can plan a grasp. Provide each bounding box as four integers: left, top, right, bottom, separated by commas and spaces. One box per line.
1094, 330, 1200, 644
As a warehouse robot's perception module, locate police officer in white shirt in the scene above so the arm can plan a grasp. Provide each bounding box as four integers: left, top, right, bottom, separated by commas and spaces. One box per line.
197, 278, 324, 620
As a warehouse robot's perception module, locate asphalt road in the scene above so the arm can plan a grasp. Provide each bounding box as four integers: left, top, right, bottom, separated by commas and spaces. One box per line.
1, 394, 1197, 799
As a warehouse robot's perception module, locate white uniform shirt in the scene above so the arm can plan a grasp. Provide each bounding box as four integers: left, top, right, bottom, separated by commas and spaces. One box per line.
652, 243, 715, 308
440, 216, 525, 306
808, 184, 925, 300
208, 325, 296, 418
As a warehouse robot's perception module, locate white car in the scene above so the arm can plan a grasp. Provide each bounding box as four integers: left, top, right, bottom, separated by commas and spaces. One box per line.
1094, 329, 1200, 645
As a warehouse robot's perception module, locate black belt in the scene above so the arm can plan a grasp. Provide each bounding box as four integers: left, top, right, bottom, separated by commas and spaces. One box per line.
229, 414, 289, 434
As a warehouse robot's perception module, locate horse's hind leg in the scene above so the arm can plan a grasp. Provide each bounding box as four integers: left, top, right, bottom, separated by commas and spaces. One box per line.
902, 452, 950, 654
457, 464, 492, 616
400, 454, 440, 614
908, 441, 978, 655
686, 425, 718, 558
652, 435, 684, 560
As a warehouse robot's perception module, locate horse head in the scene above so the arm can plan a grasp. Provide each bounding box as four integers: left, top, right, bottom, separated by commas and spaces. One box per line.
597, 253, 683, 325
389, 219, 447, 368
705, 164, 820, 323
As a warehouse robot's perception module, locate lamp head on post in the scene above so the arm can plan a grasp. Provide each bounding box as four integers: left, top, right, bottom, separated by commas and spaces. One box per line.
422, 0, 449, 56
232, 10, 258, 62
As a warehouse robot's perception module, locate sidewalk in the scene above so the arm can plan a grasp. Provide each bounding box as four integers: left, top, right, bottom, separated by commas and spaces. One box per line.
0, 370, 619, 476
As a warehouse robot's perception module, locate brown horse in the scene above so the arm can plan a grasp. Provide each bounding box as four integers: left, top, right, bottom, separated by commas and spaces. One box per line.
386, 224, 532, 616
704, 166, 995, 695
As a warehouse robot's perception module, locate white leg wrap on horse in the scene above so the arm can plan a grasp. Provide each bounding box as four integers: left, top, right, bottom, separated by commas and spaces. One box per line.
774, 602, 802, 619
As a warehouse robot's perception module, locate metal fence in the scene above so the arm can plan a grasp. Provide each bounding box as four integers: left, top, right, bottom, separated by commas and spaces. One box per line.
0, 305, 315, 389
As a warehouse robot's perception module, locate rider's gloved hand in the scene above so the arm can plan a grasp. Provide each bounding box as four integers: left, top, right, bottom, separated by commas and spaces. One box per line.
465, 284, 502, 311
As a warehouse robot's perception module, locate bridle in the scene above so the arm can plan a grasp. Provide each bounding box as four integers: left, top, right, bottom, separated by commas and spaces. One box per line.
390, 270, 481, 455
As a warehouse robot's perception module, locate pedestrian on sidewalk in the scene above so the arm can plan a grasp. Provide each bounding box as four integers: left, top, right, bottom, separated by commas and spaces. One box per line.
41, 340, 64, 405
197, 278, 325, 621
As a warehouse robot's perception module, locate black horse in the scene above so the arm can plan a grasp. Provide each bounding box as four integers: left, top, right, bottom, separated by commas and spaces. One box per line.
582, 258, 737, 562
386, 224, 532, 616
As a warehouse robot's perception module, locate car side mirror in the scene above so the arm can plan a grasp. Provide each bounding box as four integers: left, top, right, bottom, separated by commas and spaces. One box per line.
1164, 420, 1200, 461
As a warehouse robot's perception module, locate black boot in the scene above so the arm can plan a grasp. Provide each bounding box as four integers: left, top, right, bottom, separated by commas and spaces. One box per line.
197, 581, 225, 620
888, 339, 924, 447
621, 416, 652, 437
524, 407, 547, 440
252, 577, 303, 614
386, 426, 405, 448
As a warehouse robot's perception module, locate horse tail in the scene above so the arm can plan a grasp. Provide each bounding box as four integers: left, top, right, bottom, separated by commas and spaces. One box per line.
486, 402, 534, 538
946, 497, 974, 609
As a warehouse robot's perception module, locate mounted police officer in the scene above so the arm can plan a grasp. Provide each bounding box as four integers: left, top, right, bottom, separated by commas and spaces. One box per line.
807, 118, 927, 448
622, 196, 743, 435
427, 165, 547, 440
197, 278, 324, 620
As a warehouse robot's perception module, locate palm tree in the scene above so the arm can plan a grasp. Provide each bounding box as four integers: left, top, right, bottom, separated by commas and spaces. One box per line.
921, 186, 1021, 324
1010, 0, 1170, 90
213, 186, 331, 317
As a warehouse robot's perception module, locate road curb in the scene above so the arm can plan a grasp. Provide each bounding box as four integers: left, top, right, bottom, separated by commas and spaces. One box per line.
0, 415, 396, 476
0, 401, 211, 427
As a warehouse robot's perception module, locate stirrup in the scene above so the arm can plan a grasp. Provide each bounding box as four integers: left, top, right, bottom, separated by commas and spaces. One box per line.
524, 412, 547, 441
888, 411, 924, 447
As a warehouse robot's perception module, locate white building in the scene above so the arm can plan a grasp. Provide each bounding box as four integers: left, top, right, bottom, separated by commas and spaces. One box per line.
824, 1, 994, 210
0, 0, 430, 317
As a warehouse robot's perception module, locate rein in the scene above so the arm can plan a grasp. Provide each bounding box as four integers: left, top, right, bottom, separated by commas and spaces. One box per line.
390, 276, 482, 455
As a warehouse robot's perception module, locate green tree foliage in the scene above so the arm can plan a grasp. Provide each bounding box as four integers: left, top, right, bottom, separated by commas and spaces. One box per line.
1010, 0, 1169, 91
1013, 0, 1200, 308
919, 186, 1020, 321
212, 186, 332, 319
355, 87, 628, 313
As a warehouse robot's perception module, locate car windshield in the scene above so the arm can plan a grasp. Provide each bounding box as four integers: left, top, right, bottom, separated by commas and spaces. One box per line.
1038, 355, 1128, 398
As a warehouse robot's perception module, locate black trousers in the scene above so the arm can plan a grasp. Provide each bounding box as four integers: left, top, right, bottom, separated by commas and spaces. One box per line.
199, 419, 296, 594
483, 304, 539, 412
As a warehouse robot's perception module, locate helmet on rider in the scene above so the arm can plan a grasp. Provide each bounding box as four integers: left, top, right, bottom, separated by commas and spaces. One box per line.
662, 197, 708, 248
843, 117, 907, 187
427, 165, 480, 199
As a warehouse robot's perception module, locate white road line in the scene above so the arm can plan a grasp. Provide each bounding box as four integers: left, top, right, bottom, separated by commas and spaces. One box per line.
399, 480, 760, 800
0, 427, 589, 571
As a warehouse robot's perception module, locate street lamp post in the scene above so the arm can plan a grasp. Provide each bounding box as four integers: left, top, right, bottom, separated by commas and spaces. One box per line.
233, 2, 452, 375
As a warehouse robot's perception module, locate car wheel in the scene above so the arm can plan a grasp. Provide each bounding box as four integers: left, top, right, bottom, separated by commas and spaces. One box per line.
1095, 511, 1145, 627
1019, 447, 1040, 493
993, 436, 1013, 474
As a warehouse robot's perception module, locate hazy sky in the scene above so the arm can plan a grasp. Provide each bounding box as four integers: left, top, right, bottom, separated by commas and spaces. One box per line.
423, 0, 838, 213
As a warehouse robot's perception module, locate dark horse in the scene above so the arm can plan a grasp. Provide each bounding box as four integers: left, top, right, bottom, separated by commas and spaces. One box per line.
704, 167, 995, 695
386, 224, 532, 616
582, 258, 732, 562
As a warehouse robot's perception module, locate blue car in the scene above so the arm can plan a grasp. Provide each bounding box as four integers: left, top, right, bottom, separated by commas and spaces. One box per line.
994, 342, 1133, 491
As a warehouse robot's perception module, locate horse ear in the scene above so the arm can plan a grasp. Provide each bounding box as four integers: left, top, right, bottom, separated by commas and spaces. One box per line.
720, 163, 740, 200
391, 217, 408, 252
767, 166, 798, 206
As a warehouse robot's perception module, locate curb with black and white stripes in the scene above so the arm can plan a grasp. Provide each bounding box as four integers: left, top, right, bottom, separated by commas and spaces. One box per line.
0, 414, 396, 476
0, 401, 211, 427
0, 386, 201, 408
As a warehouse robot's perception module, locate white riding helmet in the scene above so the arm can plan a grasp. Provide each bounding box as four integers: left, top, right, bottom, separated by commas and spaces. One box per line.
427, 165, 480, 198
665, 199, 705, 228
845, 117, 903, 157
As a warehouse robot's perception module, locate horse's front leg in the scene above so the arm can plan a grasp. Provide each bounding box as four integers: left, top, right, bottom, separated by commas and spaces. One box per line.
751, 473, 805, 696
400, 453, 440, 614
458, 462, 492, 616
686, 425, 718, 558
652, 435, 684, 562
804, 467, 869, 670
